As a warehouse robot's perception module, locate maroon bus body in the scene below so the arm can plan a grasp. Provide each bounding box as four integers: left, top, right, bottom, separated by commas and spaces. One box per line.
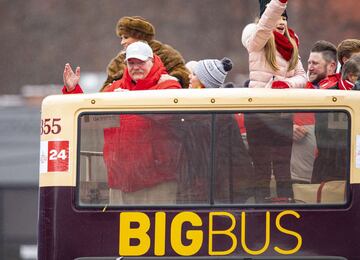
38, 186, 360, 260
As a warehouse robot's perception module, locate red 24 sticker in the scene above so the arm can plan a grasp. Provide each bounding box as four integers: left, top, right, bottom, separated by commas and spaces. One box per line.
47, 141, 69, 172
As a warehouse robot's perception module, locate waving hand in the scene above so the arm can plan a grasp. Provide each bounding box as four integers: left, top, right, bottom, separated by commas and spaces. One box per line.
63, 63, 80, 92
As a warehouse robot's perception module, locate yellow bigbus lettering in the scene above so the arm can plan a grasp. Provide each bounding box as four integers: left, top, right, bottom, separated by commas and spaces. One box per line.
170, 212, 203, 256
208, 212, 237, 255
154, 212, 166, 256
241, 211, 270, 255
274, 210, 302, 255
119, 212, 150, 256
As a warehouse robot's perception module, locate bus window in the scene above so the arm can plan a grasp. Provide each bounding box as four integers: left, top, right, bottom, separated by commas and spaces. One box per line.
77, 113, 213, 206
78, 115, 119, 205
76, 111, 349, 207
292, 111, 349, 204
213, 113, 254, 204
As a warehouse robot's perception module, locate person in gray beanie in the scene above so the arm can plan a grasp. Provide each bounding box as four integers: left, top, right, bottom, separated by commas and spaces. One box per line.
188, 57, 233, 88
182, 57, 255, 203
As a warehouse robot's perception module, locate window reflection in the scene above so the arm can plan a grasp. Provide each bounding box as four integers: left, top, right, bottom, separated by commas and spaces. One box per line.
78, 111, 349, 206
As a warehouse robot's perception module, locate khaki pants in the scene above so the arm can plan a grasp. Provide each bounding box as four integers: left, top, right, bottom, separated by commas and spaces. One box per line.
291, 125, 317, 183
109, 181, 177, 205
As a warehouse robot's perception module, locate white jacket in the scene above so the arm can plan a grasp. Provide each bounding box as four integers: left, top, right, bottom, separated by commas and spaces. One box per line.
241, 0, 307, 88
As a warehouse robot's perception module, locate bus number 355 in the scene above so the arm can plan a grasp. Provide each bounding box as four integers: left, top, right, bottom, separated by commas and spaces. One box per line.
40, 118, 62, 135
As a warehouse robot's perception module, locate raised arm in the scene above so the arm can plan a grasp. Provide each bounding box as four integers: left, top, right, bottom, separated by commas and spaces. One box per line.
241, 0, 287, 52
63, 63, 81, 92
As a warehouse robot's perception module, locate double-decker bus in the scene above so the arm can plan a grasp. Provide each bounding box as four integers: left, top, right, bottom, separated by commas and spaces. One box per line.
38, 87, 360, 259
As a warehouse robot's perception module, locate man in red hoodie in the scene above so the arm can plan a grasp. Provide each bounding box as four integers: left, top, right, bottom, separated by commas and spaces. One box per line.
306, 40, 339, 90
63, 41, 181, 93
63, 42, 182, 205
292, 40, 350, 185
291, 41, 339, 184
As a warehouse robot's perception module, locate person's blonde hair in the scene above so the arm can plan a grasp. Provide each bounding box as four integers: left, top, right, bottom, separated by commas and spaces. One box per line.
263, 26, 299, 72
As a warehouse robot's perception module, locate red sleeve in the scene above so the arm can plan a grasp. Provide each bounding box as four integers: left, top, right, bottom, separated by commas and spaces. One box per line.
294, 113, 315, 125
279, 0, 287, 3
271, 81, 290, 89
62, 84, 84, 94
103, 84, 115, 92
234, 113, 246, 135
155, 80, 181, 90
102, 80, 124, 92
305, 82, 315, 89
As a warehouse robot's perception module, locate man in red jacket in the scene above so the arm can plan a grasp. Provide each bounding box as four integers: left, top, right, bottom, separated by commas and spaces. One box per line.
63, 41, 181, 93
63, 42, 182, 205
291, 41, 339, 184
306, 40, 339, 90
292, 40, 350, 185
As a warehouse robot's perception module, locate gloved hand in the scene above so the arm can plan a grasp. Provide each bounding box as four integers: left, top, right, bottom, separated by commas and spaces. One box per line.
271, 80, 290, 89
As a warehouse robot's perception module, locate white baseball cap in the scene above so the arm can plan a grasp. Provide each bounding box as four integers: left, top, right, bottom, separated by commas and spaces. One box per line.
125, 41, 153, 61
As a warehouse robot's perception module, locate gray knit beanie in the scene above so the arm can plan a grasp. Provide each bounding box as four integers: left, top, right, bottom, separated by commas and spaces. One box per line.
195, 57, 233, 88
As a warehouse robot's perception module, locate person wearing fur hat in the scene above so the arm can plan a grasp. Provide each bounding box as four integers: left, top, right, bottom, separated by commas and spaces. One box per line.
101, 16, 190, 91
241, 0, 307, 202
188, 57, 233, 88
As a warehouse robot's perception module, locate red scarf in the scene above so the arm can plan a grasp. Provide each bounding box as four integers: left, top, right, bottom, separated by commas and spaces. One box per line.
305, 73, 341, 89
338, 79, 354, 90
273, 28, 298, 61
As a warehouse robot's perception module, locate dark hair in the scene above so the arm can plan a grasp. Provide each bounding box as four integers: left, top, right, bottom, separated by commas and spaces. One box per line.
311, 40, 337, 63
342, 54, 360, 81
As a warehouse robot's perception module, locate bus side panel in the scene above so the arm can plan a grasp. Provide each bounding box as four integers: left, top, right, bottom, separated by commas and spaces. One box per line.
38, 187, 56, 259
37, 187, 120, 260
38, 185, 360, 259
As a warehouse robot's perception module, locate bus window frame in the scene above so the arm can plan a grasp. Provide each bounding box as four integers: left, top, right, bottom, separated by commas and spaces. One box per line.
74, 108, 351, 211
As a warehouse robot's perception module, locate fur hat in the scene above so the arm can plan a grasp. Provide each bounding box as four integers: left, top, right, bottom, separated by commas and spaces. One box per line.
259, 0, 288, 20
116, 16, 155, 42
195, 57, 233, 88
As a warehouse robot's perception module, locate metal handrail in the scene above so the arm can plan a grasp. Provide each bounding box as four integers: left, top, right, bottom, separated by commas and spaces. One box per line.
80, 151, 103, 181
